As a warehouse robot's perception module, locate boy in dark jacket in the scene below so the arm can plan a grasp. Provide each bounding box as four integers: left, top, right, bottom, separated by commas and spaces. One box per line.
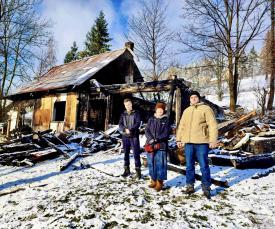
119, 98, 142, 179
145, 102, 171, 191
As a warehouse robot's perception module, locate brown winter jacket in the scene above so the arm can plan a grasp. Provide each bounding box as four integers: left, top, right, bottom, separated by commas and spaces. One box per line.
176, 102, 218, 144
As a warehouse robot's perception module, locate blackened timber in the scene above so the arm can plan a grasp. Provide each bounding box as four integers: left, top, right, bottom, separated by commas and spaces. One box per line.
90, 79, 189, 94
60, 152, 80, 171
175, 88, 182, 128
218, 111, 257, 136
167, 163, 229, 187
166, 80, 176, 120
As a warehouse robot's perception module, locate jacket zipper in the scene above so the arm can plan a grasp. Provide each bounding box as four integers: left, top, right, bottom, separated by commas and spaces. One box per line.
189, 106, 195, 142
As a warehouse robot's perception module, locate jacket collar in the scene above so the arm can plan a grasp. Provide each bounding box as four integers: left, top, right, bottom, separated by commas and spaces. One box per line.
125, 110, 135, 115
154, 113, 167, 119
190, 102, 204, 108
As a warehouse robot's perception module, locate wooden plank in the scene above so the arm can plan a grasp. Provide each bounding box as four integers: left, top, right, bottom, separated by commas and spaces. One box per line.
175, 87, 182, 129
90, 79, 189, 94
218, 111, 257, 136
167, 163, 229, 187
248, 136, 275, 154
60, 152, 80, 171
231, 153, 275, 169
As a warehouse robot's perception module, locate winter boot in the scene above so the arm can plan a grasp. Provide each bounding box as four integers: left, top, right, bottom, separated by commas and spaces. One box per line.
135, 168, 141, 180
183, 184, 195, 194
202, 186, 211, 199
148, 179, 157, 188
122, 166, 130, 177
155, 180, 163, 192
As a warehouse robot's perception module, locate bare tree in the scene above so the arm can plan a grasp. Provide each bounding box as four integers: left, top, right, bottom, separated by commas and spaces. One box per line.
127, 0, 174, 81
36, 36, 57, 78
179, 0, 270, 111
253, 84, 268, 115
260, 30, 272, 79
267, 0, 275, 110
0, 0, 51, 121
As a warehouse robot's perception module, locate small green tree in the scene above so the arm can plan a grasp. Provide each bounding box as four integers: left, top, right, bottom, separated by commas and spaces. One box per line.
64, 41, 79, 63
247, 46, 259, 77
84, 11, 112, 56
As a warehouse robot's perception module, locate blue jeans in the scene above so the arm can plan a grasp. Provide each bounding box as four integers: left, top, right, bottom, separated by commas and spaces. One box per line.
185, 143, 211, 188
147, 150, 167, 180
122, 136, 141, 168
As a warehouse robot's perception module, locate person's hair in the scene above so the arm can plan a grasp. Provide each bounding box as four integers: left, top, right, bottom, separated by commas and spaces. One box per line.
123, 98, 132, 103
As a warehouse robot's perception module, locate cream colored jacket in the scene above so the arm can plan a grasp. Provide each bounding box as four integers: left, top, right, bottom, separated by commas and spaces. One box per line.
176, 102, 218, 144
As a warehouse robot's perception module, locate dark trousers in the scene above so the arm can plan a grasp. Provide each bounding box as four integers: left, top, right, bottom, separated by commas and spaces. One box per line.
122, 136, 141, 168
185, 143, 211, 188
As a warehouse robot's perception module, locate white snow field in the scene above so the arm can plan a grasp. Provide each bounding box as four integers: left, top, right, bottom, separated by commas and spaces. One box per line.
205, 75, 275, 111
0, 151, 274, 229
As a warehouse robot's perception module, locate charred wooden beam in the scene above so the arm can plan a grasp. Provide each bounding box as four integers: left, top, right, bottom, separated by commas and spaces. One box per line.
175, 88, 182, 128
231, 153, 275, 169
218, 111, 257, 136
167, 163, 229, 187
60, 152, 80, 171
90, 79, 189, 94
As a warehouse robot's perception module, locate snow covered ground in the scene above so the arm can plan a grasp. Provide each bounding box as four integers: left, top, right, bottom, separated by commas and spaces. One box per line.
0, 151, 274, 229
205, 75, 274, 111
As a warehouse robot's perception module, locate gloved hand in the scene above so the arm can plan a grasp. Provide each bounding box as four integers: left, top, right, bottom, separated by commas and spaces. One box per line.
153, 143, 161, 151
144, 144, 154, 153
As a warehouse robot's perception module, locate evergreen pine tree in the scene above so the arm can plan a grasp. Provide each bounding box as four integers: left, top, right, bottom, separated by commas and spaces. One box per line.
84, 11, 112, 56
248, 46, 258, 77
64, 41, 79, 63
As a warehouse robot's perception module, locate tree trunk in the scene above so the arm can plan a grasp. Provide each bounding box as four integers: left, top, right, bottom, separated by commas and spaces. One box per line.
228, 52, 236, 111
267, 0, 275, 110
234, 55, 240, 104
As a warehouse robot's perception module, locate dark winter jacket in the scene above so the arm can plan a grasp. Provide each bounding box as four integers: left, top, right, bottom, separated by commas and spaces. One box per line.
119, 110, 141, 137
145, 114, 171, 150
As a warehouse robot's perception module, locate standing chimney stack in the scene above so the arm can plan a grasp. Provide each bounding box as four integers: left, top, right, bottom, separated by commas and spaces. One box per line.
125, 41, 134, 51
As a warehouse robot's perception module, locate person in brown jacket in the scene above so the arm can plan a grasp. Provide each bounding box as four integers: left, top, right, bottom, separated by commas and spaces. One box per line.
176, 91, 218, 199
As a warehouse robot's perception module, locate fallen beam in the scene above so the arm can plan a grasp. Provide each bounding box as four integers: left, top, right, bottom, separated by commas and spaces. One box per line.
60, 152, 80, 171
231, 153, 275, 169
167, 163, 229, 188
90, 79, 189, 94
218, 111, 257, 136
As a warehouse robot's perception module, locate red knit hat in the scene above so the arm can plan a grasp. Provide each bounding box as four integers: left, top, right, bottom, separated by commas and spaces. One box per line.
155, 102, 166, 111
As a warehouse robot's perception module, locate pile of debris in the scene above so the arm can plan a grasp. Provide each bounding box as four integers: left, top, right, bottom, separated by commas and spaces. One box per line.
209, 110, 275, 169
1, 109, 275, 173
0, 127, 122, 171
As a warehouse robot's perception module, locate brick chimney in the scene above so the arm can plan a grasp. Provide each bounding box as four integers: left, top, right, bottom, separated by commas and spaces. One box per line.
125, 41, 134, 51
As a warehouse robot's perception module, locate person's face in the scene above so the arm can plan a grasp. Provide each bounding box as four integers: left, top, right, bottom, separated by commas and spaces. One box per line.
124, 101, 133, 112
156, 108, 164, 117
190, 95, 200, 105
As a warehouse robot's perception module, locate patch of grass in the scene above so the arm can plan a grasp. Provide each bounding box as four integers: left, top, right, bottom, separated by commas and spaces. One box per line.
83, 213, 95, 219
221, 223, 228, 227
104, 221, 118, 229
18, 213, 37, 221
157, 201, 170, 206
140, 211, 155, 224
219, 191, 229, 199
248, 215, 261, 224
203, 204, 213, 210
192, 213, 208, 221
7, 200, 18, 205
65, 209, 75, 214
262, 185, 269, 190
37, 204, 46, 211
160, 210, 176, 219
241, 222, 250, 227
70, 215, 81, 223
